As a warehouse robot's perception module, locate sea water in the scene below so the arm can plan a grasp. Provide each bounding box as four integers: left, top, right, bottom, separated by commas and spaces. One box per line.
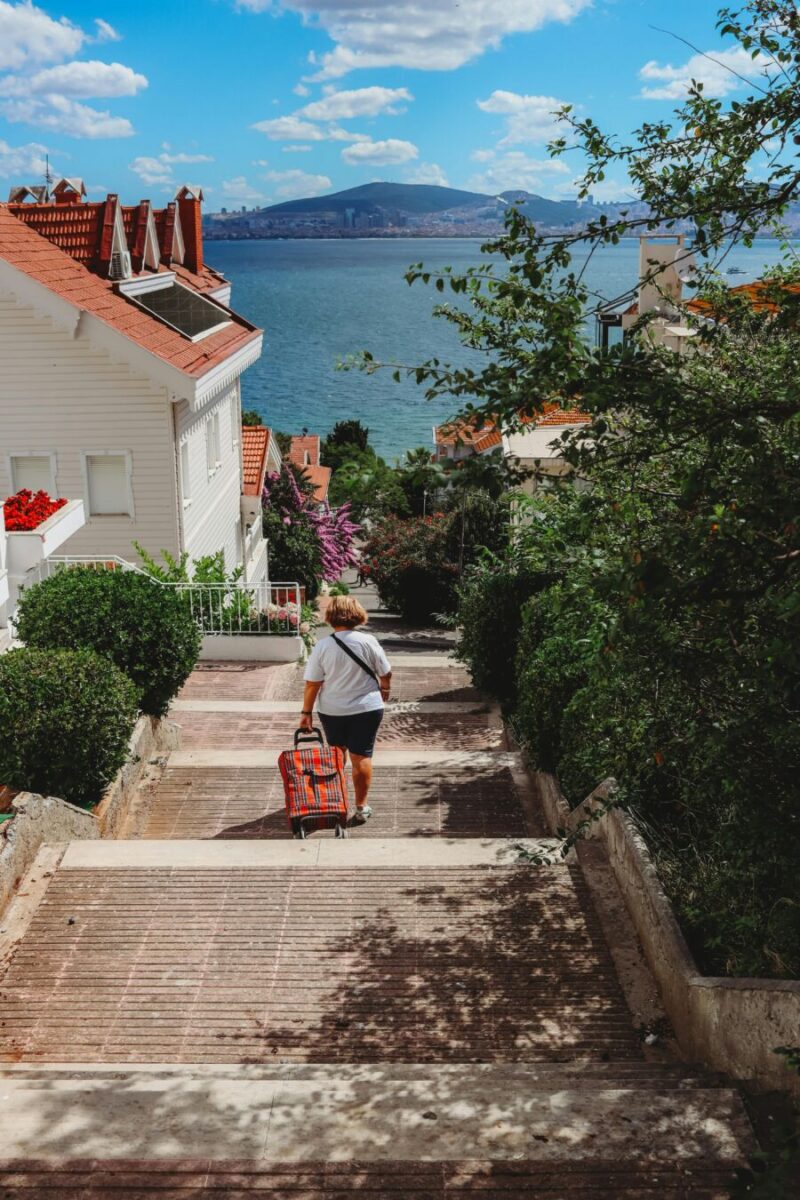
206, 237, 796, 461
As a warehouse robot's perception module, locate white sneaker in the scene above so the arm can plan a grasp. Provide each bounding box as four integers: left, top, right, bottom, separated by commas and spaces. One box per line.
353, 805, 372, 823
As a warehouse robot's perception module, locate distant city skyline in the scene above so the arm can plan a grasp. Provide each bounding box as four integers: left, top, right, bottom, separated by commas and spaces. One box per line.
0, 1, 781, 207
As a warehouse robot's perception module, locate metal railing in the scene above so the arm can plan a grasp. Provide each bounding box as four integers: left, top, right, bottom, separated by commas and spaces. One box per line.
27, 556, 303, 637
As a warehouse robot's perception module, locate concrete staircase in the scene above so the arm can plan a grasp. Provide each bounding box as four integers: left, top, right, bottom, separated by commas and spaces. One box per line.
0, 581, 754, 1196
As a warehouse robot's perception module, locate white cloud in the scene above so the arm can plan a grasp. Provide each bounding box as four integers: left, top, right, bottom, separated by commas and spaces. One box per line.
130, 150, 214, 186
93, 18, 120, 43
262, 167, 332, 199
222, 175, 266, 203
244, 1, 592, 80
466, 149, 570, 195
252, 112, 368, 142
0, 136, 49, 178
639, 47, 774, 100
0, 60, 147, 98
2, 95, 134, 137
282, 144, 313, 152
476, 90, 568, 145
160, 151, 213, 164
252, 114, 327, 140
293, 82, 310, 96
405, 161, 449, 187
0, 0, 85, 70
342, 137, 418, 166
129, 155, 173, 185
0, 6, 146, 139
298, 85, 411, 121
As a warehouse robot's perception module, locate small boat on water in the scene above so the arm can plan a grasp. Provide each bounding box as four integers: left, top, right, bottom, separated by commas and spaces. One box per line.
727, 267, 747, 275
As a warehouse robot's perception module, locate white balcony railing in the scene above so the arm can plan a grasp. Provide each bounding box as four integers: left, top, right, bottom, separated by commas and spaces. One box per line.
28, 556, 302, 637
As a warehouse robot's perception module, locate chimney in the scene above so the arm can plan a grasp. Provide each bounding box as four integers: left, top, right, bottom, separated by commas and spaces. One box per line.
176, 185, 203, 274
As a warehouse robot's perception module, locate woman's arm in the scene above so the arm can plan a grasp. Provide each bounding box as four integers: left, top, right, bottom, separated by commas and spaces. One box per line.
379, 671, 392, 702
299, 679, 323, 730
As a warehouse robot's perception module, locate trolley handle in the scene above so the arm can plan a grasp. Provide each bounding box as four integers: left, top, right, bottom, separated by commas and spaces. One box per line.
294, 726, 325, 748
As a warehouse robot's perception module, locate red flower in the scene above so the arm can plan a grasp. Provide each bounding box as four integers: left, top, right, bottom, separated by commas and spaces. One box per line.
3, 489, 67, 532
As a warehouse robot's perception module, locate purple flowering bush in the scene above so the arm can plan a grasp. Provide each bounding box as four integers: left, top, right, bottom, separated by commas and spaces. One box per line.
262, 464, 360, 599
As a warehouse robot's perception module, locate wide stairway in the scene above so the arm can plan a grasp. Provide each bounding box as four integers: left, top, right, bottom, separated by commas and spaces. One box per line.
0, 579, 754, 1196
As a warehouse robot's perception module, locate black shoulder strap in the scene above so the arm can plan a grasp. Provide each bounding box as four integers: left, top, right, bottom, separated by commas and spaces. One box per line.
331, 633, 379, 684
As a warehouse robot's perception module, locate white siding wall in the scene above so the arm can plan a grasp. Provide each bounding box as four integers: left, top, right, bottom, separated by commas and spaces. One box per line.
175, 382, 243, 574
0, 295, 180, 564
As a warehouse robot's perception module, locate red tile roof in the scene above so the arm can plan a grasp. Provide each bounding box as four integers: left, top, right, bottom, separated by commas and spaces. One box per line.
9, 200, 106, 264
534, 405, 590, 427
241, 425, 271, 496
434, 418, 497, 450
435, 405, 589, 455
289, 435, 321, 468
0, 205, 260, 379
301, 464, 331, 504
472, 428, 502, 452
687, 279, 800, 317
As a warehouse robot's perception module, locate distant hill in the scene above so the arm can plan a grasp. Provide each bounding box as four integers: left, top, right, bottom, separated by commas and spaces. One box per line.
257, 182, 496, 216
498, 190, 601, 225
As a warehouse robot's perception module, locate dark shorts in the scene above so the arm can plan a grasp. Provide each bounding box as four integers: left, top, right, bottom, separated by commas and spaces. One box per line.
318, 709, 384, 758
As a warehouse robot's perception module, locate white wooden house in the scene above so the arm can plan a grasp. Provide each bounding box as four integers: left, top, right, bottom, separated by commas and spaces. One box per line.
0, 181, 269, 583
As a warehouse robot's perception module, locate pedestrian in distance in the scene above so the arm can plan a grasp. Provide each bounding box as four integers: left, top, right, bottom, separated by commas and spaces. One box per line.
299, 595, 391, 823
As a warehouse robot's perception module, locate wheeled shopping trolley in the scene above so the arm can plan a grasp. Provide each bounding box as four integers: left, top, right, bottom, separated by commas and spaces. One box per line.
278, 727, 349, 839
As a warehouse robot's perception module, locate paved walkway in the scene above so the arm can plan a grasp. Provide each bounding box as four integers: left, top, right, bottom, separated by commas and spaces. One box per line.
0, 578, 754, 1195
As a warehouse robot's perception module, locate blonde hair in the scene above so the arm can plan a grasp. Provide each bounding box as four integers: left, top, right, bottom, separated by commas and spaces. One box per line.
326, 595, 368, 629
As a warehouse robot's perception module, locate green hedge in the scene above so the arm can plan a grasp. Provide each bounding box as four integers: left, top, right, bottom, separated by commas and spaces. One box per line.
0, 648, 139, 808
16, 568, 200, 718
455, 556, 551, 708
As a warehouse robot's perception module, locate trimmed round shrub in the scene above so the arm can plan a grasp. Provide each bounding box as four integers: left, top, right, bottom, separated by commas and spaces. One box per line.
16, 568, 201, 718
0, 647, 139, 808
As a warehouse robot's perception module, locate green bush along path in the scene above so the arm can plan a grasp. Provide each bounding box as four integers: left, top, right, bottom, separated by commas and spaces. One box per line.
0, 573, 755, 1196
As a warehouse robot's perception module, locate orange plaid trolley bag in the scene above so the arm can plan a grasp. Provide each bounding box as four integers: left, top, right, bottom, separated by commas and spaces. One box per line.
278, 727, 349, 839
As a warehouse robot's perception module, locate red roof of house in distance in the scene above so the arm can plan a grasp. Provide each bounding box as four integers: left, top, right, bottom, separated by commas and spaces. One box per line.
287, 435, 329, 502
435, 405, 590, 450
288, 435, 321, 468
241, 425, 271, 496
302, 464, 331, 504
0, 205, 260, 379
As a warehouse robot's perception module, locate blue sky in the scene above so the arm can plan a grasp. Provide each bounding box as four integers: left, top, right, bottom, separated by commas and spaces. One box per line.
0, 1, 768, 209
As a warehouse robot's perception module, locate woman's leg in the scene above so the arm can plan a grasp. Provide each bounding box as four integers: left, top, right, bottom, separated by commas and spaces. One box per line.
350, 753, 373, 809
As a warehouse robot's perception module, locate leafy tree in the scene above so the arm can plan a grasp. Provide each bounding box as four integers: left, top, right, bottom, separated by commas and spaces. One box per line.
328, 449, 408, 522
241, 409, 263, 427
358, 0, 800, 980
321, 420, 370, 471
274, 430, 293, 457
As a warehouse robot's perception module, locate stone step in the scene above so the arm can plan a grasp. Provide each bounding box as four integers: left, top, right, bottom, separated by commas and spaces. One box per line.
0, 853, 638, 1066
167, 709, 504, 753
0, 1159, 747, 1198
181, 661, 478, 704
0, 1064, 753, 1171
139, 762, 541, 841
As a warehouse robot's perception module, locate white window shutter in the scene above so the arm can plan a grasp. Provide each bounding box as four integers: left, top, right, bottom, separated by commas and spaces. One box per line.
87, 454, 130, 515
11, 455, 53, 493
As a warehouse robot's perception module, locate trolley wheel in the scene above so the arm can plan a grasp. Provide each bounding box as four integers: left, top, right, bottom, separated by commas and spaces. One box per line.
291, 818, 306, 840
335, 823, 348, 839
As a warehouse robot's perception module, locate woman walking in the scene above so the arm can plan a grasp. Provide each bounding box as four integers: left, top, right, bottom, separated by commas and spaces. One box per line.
299, 595, 392, 823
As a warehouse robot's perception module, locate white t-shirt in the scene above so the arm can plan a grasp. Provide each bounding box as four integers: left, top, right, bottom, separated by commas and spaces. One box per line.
304, 630, 392, 717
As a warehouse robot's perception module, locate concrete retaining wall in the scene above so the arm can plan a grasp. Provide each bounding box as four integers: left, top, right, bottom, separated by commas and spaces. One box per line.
0, 716, 179, 916
533, 771, 800, 1098
200, 634, 303, 662
0, 792, 97, 914
94, 716, 180, 837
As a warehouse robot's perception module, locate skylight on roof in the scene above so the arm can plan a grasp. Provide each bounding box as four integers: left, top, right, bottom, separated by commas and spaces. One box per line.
127, 282, 230, 341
